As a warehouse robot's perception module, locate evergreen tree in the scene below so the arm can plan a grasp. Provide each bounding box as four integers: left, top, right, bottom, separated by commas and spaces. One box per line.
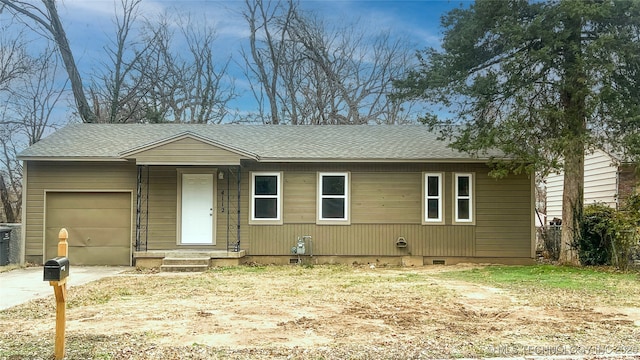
395, 0, 640, 264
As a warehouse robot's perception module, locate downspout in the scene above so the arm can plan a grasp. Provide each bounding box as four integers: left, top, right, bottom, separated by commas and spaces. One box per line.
236, 165, 241, 252
20, 160, 27, 265
135, 165, 141, 252
616, 167, 621, 210
145, 166, 149, 251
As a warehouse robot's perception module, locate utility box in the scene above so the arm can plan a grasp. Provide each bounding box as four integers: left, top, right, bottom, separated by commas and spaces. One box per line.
43, 257, 70, 282
0, 227, 10, 266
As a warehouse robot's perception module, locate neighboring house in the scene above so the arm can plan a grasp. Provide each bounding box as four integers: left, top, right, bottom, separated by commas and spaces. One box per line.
18, 124, 536, 267
546, 149, 638, 221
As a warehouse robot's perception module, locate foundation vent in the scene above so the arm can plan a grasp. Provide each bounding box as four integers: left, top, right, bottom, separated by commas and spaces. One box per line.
432, 259, 446, 265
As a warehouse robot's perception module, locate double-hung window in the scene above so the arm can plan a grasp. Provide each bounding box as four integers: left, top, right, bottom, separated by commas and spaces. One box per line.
423, 173, 443, 223
250, 172, 282, 224
317, 172, 350, 224
454, 173, 473, 223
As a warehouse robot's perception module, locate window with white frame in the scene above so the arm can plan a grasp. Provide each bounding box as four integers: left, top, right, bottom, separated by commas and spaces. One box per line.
424, 173, 443, 223
250, 172, 282, 223
454, 173, 473, 222
317, 172, 349, 223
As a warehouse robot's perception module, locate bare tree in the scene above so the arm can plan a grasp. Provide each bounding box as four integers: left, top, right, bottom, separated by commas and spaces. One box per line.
0, 25, 30, 222
0, 38, 65, 222
10, 48, 67, 145
0, 24, 32, 92
131, 12, 237, 123
90, 0, 149, 123
0, 0, 95, 123
241, 0, 297, 124
241, 0, 416, 125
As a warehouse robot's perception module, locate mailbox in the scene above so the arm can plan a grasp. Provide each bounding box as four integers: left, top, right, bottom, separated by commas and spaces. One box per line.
43, 257, 70, 281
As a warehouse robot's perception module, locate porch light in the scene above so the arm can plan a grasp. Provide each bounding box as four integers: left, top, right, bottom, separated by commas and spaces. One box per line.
218, 171, 224, 180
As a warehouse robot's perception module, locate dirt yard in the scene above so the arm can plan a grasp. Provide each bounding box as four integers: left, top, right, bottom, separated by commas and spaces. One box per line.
1, 264, 640, 359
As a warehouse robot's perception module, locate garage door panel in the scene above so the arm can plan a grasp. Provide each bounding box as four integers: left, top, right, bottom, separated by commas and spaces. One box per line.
46, 192, 131, 266
71, 246, 130, 266
45, 245, 130, 266
48, 193, 130, 209
46, 209, 131, 226
47, 227, 130, 247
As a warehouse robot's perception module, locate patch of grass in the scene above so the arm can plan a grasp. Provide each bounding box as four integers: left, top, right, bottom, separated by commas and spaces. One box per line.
436, 265, 640, 306
210, 264, 269, 273
0, 264, 23, 273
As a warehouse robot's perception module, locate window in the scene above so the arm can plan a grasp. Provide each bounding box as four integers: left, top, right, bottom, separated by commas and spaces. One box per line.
423, 173, 443, 223
250, 172, 282, 224
317, 172, 350, 224
454, 173, 473, 223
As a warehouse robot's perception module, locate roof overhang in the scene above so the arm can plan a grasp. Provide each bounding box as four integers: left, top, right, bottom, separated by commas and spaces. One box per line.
255, 157, 498, 163
17, 156, 129, 162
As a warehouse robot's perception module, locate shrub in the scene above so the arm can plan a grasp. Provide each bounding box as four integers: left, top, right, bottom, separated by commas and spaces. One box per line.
620, 193, 640, 268
578, 199, 640, 270
578, 203, 616, 266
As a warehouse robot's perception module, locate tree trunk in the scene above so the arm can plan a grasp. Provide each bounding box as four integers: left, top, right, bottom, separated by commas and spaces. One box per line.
560, 142, 583, 265
42, 0, 95, 123
0, 174, 16, 223
558, 9, 586, 266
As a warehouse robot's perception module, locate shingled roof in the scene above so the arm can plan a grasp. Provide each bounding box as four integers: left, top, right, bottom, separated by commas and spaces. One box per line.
18, 123, 502, 162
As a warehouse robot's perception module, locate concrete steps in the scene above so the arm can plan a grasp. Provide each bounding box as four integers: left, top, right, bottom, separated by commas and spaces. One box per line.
160, 257, 210, 272
134, 250, 246, 269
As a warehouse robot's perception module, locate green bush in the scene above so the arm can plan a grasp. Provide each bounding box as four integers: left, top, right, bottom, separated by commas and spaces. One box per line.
620, 193, 640, 268
578, 203, 616, 266
579, 199, 640, 270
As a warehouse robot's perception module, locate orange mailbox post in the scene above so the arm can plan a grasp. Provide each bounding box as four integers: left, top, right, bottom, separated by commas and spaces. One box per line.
43, 228, 69, 360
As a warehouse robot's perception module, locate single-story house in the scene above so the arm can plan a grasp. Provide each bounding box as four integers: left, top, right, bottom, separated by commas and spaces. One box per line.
18, 124, 535, 267
546, 149, 638, 221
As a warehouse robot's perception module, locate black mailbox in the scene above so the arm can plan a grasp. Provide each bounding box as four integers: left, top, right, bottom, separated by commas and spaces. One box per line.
43, 257, 70, 281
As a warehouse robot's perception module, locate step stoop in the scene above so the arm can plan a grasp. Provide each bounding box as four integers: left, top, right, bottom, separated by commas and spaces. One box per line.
160, 257, 210, 272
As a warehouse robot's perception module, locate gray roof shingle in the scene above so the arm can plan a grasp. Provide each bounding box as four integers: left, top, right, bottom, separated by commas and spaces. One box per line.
18, 123, 502, 161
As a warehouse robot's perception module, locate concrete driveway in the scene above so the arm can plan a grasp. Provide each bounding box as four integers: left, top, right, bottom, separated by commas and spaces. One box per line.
0, 266, 130, 311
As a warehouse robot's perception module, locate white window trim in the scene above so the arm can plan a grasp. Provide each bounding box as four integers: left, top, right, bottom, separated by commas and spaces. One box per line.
454, 173, 474, 224
317, 172, 350, 225
423, 172, 444, 224
249, 171, 283, 225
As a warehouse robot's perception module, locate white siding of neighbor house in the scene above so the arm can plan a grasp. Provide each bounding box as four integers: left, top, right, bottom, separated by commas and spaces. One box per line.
545, 149, 619, 221
546, 172, 564, 221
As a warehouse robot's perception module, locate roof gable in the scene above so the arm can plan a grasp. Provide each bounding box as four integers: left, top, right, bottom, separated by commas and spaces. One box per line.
120, 132, 257, 165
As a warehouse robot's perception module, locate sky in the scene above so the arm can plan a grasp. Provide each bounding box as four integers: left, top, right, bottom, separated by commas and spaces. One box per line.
6, 0, 470, 123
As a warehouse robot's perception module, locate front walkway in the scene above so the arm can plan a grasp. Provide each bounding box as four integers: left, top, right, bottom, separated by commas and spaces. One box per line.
0, 266, 130, 310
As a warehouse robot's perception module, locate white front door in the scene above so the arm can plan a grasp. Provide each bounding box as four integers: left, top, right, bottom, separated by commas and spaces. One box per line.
181, 173, 214, 244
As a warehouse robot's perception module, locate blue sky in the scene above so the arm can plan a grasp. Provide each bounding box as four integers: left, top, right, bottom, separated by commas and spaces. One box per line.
13, 0, 470, 123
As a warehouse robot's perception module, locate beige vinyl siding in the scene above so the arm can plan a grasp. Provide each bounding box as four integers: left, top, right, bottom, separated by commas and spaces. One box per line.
282, 172, 315, 223
215, 169, 250, 250
249, 224, 475, 256
245, 163, 531, 258
546, 149, 619, 219
475, 171, 532, 257
127, 138, 247, 165
145, 166, 178, 249
351, 172, 421, 224
140, 166, 250, 251
24, 161, 136, 262
25, 160, 532, 261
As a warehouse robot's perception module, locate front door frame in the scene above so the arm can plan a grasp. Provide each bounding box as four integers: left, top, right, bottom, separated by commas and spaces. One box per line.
176, 168, 218, 245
